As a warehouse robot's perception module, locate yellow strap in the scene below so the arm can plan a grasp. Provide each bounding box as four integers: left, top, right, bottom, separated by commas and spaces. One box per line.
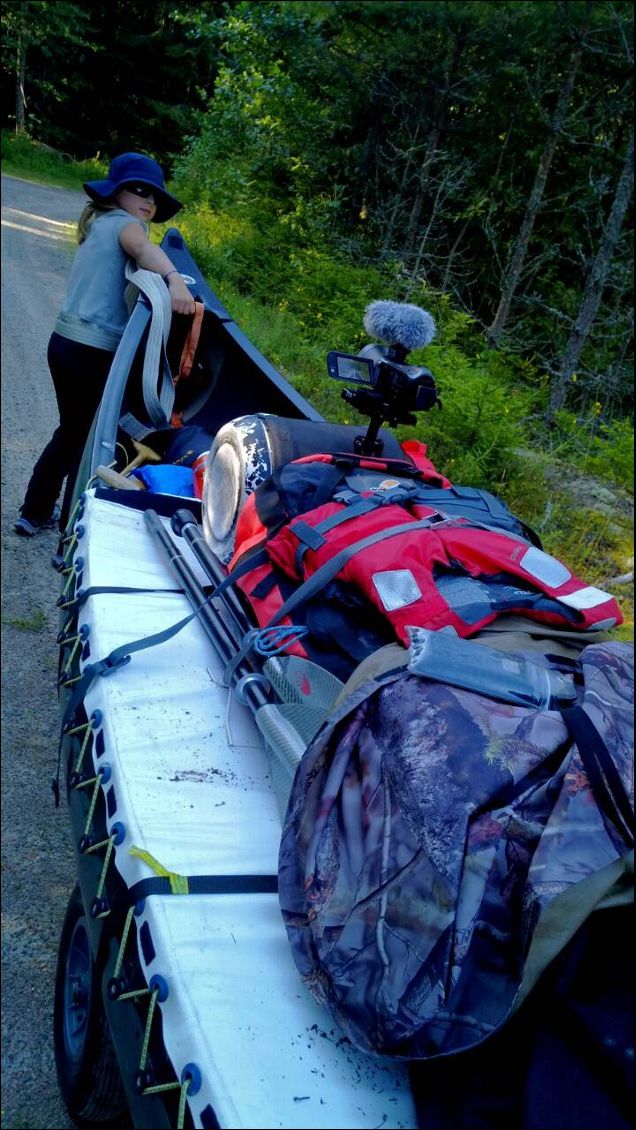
129, 846, 189, 894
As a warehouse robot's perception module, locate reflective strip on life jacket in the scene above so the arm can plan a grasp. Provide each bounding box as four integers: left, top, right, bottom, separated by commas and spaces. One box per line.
557, 586, 621, 612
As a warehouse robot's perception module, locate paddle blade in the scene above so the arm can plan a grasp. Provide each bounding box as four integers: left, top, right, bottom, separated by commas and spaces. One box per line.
263, 655, 343, 712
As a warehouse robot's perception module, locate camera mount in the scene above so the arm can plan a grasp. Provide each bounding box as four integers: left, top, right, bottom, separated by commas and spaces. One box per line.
326, 303, 440, 456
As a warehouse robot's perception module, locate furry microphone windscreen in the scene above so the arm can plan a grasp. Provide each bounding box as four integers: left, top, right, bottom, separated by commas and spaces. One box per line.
363, 301, 436, 350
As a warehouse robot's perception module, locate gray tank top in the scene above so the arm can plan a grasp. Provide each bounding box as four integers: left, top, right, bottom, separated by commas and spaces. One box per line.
54, 209, 147, 350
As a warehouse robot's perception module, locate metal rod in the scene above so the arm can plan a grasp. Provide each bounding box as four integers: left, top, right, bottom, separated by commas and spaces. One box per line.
143, 510, 270, 712
170, 509, 252, 642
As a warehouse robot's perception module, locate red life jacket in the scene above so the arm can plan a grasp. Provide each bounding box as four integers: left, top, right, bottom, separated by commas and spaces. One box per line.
229, 453, 622, 666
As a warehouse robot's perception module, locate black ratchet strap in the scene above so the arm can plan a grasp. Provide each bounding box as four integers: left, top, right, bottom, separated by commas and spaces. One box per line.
561, 706, 634, 847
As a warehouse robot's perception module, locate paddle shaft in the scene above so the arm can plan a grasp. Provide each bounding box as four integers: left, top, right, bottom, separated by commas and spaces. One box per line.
171, 509, 253, 644
143, 509, 270, 711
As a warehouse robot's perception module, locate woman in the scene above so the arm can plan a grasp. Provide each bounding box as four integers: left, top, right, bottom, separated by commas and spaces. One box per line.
15, 151, 195, 536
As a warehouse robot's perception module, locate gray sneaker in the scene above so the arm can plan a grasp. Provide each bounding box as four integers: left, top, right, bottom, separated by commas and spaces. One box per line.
14, 508, 60, 537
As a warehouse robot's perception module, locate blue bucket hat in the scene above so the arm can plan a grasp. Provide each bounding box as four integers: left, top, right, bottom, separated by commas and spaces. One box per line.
83, 152, 183, 223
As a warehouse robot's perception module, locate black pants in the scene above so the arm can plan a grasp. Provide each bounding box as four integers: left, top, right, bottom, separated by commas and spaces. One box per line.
20, 333, 114, 528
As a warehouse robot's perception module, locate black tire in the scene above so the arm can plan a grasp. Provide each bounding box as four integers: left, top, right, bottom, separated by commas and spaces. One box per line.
54, 885, 129, 1128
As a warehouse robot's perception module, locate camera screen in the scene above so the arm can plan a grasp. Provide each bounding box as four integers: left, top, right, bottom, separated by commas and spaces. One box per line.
327, 351, 375, 385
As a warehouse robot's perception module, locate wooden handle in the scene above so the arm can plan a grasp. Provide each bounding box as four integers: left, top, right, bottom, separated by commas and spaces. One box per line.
95, 466, 145, 490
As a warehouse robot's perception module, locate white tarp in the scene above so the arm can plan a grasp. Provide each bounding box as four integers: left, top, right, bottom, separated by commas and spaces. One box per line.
75, 492, 416, 1130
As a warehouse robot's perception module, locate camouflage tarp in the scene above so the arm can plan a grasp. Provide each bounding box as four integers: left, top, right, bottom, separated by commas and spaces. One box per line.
278, 641, 634, 1059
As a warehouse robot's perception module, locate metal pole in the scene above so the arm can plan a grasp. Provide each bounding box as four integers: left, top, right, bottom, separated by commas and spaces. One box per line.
143, 509, 270, 712
170, 509, 253, 641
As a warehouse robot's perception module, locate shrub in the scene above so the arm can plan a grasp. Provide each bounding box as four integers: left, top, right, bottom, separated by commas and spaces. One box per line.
584, 418, 634, 493
1, 130, 105, 189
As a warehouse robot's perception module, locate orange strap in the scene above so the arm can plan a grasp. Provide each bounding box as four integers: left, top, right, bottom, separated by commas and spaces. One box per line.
171, 301, 205, 426
176, 300, 205, 381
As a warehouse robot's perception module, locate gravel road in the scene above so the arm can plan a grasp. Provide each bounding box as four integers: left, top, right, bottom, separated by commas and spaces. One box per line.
1, 175, 87, 1130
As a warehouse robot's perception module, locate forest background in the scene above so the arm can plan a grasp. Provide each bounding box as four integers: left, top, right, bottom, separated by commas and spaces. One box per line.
2, 0, 633, 635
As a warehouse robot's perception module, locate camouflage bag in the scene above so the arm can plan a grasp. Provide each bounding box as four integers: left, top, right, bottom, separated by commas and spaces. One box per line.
278, 640, 634, 1059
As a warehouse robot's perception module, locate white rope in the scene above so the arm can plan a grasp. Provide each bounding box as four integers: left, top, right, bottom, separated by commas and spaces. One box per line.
124, 262, 175, 427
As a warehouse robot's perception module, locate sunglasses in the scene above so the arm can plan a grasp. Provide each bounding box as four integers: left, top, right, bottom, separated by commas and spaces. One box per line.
125, 183, 157, 200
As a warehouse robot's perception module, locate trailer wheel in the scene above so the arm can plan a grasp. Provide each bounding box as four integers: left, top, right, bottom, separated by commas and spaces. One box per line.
54, 885, 129, 1128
